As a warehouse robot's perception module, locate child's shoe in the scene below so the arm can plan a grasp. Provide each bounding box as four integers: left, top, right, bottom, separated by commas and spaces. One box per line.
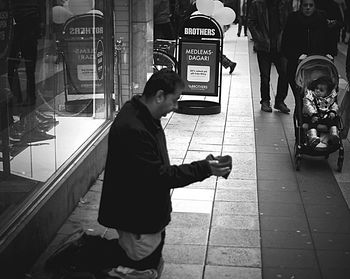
328, 126, 340, 145
307, 128, 320, 148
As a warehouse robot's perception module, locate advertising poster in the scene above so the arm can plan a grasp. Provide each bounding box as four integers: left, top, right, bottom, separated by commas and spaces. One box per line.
180, 41, 218, 96
62, 14, 104, 95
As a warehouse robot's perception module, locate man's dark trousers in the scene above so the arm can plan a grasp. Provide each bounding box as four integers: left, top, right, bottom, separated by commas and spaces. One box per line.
257, 49, 289, 104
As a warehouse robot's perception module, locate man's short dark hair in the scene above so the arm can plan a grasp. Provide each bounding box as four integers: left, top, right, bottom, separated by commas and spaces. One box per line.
142, 69, 185, 99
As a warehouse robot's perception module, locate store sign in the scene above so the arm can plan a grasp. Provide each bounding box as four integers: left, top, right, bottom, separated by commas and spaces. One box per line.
62, 14, 104, 94
178, 16, 221, 39
178, 15, 221, 97
180, 41, 218, 96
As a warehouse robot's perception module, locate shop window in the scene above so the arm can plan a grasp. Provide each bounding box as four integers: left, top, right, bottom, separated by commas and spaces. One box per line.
0, 0, 113, 234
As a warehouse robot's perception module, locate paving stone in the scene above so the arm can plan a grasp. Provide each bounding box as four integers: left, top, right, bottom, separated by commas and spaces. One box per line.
259, 202, 306, 218
316, 249, 350, 269
304, 203, 350, 218
319, 267, 350, 279
172, 188, 215, 201
187, 176, 217, 189
188, 143, 222, 152
161, 263, 203, 279
169, 212, 210, 228
215, 188, 258, 203
261, 230, 313, 250
165, 227, 209, 245
260, 215, 309, 232
257, 179, 299, 192
308, 217, 350, 233
209, 228, 260, 248
257, 169, 297, 181
216, 178, 257, 190
213, 201, 258, 216
163, 244, 206, 265
211, 214, 260, 230
312, 232, 350, 250
222, 144, 255, 153
204, 265, 262, 279
262, 248, 318, 268
171, 199, 213, 214
206, 246, 261, 267
258, 190, 302, 204
263, 267, 321, 279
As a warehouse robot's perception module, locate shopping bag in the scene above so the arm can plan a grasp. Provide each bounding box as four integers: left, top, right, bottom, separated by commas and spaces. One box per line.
45, 228, 122, 277
339, 86, 350, 139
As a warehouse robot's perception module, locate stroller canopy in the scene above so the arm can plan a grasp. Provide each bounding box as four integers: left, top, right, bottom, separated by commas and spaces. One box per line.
295, 55, 339, 93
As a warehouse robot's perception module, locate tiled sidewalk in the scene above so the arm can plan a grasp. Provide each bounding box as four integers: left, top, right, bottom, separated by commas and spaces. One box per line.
29, 25, 350, 279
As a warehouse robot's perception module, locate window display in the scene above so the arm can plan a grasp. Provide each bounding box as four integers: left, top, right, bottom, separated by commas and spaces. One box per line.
0, 0, 112, 234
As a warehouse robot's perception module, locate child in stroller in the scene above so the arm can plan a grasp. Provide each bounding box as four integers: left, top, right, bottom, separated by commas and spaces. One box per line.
293, 55, 344, 172
302, 76, 340, 149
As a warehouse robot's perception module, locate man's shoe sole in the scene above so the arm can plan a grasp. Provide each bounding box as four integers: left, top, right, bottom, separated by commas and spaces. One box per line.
274, 105, 290, 114
261, 107, 272, 112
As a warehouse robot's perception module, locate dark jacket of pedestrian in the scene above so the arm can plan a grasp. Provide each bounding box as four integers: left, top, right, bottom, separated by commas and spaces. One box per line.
247, 0, 292, 53
154, 0, 176, 39
316, 0, 344, 56
281, 9, 333, 63
98, 96, 212, 234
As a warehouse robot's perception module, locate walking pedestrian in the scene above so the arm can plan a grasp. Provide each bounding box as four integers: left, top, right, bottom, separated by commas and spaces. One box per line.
247, 0, 292, 113
316, 0, 344, 56
281, 0, 334, 108
237, 0, 248, 37
98, 69, 232, 279
154, 0, 176, 40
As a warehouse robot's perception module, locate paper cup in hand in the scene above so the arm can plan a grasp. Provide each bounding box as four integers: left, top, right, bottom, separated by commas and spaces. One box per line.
206, 154, 232, 179
216, 155, 232, 179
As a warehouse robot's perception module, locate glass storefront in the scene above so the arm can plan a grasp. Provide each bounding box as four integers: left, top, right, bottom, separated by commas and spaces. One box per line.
0, 0, 114, 236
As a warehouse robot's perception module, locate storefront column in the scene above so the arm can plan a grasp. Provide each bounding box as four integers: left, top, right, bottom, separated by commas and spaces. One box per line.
131, 0, 153, 95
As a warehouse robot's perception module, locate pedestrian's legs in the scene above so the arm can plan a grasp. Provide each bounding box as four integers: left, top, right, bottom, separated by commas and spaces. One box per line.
237, 16, 242, 36
272, 52, 289, 104
243, 16, 248, 36
256, 50, 272, 104
222, 54, 236, 74
7, 27, 22, 104
21, 20, 39, 107
286, 60, 299, 111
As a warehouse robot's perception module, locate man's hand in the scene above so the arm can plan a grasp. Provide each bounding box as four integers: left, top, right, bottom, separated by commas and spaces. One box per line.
206, 154, 232, 178
208, 160, 231, 177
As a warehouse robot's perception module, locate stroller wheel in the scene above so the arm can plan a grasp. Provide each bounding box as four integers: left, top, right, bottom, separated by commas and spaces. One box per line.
337, 157, 343, 172
295, 156, 301, 171
294, 144, 301, 171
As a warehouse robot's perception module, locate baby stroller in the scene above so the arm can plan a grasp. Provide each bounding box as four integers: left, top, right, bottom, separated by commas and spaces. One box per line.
293, 55, 344, 172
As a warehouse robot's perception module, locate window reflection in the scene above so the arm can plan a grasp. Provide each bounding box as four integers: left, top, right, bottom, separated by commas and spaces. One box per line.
0, 0, 110, 232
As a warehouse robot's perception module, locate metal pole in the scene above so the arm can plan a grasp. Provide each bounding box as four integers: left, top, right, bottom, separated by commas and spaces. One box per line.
115, 39, 123, 111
